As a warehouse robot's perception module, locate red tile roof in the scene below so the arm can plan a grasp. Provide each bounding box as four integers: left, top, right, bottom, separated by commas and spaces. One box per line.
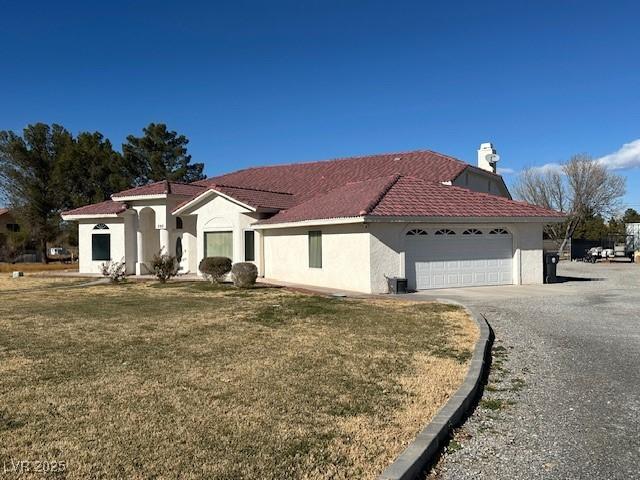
71, 148, 561, 223
112, 180, 206, 198
172, 184, 297, 213
371, 177, 565, 218
62, 200, 128, 216
259, 175, 564, 224
196, 150, 470, 203
210, 184, 297, 210
0, 208, 9, 217
257, 175, 400, 223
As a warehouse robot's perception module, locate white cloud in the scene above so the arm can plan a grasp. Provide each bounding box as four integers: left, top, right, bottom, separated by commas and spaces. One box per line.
497, 167, 515, 175
528, 162, 563, 174
598, 139, 640, 170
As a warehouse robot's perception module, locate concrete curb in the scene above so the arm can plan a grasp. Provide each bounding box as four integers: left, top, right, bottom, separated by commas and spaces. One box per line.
378, 301, 494, 480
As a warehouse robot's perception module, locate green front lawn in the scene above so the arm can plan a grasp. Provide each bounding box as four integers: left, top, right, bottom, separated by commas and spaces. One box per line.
0, 281, 477, 479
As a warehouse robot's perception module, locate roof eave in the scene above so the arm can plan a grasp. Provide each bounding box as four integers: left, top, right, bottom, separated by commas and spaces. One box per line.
253, 216, 366, 230
111, 194, 168, 201
172, 189, 257, 215
361, 215, 565, 223
61, 212, 127, 221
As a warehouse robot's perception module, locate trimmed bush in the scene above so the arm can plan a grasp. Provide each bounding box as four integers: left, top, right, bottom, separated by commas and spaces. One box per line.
151, 251, 178, 283
100, 260, 127, 283
231, 262, 258, 288
199, 256, 232, 283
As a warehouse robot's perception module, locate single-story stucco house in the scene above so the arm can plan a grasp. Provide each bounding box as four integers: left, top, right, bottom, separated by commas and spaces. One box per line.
61, 143, 564, 293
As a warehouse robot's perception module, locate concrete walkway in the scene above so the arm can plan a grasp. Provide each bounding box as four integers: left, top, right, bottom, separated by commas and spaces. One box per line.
421, 261, 640, 480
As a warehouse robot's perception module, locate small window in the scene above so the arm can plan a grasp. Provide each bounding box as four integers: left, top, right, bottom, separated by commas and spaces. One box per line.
244, 230, 255, 262
406, 229, 428, 236
435, 229, 456, 235
93, 223, 109, 230
308, 231, 322, 268
462, 228, 483, 235
489, 228, 509, 235
176, 217, 183, 229
92, 234, 111, 261
6, 223, 20, 233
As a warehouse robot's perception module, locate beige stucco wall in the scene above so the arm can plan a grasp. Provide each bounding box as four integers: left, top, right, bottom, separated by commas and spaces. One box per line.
452, 169, 510, 197
189, 194, 260, 275
513, 223, 544, 284
173, 215, 198, 274
127, 196, 199, 274
368, 221, 545, 293
78, 217, 134, 274
262, 223, 372, 293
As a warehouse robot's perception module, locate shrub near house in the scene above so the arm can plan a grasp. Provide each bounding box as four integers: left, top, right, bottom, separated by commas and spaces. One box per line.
231, 262, 258, 288
151, 251, 178, 283
199, 257, 232, 283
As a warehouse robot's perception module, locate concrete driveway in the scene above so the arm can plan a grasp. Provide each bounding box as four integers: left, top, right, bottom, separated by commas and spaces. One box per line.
416, 261, 640, 480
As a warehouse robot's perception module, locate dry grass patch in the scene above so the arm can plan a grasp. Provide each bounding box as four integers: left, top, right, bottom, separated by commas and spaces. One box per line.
0, 262, 78, 273
0, 273, 82, 292
0, 281, 478, 479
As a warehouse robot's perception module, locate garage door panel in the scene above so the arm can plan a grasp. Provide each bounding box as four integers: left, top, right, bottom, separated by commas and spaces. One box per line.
406, 231, 513, 290
474, 272, 487, 284
432, 273, 446, 288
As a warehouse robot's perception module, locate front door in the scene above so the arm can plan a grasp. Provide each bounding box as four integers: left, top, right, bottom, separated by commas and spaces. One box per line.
176, 235, 189, 273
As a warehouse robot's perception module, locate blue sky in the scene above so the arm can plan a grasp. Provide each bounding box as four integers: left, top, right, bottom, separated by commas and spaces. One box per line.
1, 1, 639, 209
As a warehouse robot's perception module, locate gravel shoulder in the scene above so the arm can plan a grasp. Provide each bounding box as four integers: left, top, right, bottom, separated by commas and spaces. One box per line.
421, 261, 640, 480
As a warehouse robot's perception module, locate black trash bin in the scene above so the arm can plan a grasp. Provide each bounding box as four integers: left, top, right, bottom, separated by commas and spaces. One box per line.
543, 252, 559, 283
387, 277, 408, 294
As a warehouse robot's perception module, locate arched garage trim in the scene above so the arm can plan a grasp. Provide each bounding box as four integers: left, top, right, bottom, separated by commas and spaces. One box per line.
404, 225, 514, 290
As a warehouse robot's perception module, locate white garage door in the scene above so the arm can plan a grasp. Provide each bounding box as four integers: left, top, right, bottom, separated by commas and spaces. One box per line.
405, 228, 513, 290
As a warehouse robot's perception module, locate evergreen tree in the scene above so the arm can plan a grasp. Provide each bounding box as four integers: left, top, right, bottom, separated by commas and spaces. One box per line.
56, 131, 131, 208
622, 208, 640, 224
0, 123, 72, 261
122, 123, 204, 185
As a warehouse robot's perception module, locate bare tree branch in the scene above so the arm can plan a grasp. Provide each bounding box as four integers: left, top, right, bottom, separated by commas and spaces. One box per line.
513, 154, 626, 254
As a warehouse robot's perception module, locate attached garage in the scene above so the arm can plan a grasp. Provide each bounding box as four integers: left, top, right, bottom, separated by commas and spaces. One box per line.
405, 227, 513, 290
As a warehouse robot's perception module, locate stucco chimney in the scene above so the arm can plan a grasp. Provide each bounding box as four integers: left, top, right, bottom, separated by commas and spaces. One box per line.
477, 142, 499, 173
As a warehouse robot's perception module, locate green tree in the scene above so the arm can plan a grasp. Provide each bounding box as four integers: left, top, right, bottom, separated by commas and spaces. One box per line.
622, 208, 640, 224
56, 131, 131, 209
123, 123, 204, 185
0, 123, 73, 262
572, 212, 609, 240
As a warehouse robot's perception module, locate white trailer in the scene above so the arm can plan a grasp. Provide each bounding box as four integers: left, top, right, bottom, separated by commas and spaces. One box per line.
626, 223, 640, 252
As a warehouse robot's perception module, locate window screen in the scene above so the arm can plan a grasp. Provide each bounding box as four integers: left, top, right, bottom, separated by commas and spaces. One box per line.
204, 231, 233, 259
244, 230, 255, 261
92, 234, 111, 261
308, 231, 322, 268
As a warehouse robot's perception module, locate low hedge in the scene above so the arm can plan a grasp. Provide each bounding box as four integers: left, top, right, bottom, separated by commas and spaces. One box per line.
231, 262, 258, 288
199, 256, 232, 283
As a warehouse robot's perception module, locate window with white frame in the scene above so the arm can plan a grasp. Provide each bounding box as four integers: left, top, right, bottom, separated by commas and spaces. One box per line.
204, 231, 233, 259
308, 231, 322, 268
244, 230, 255, 262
